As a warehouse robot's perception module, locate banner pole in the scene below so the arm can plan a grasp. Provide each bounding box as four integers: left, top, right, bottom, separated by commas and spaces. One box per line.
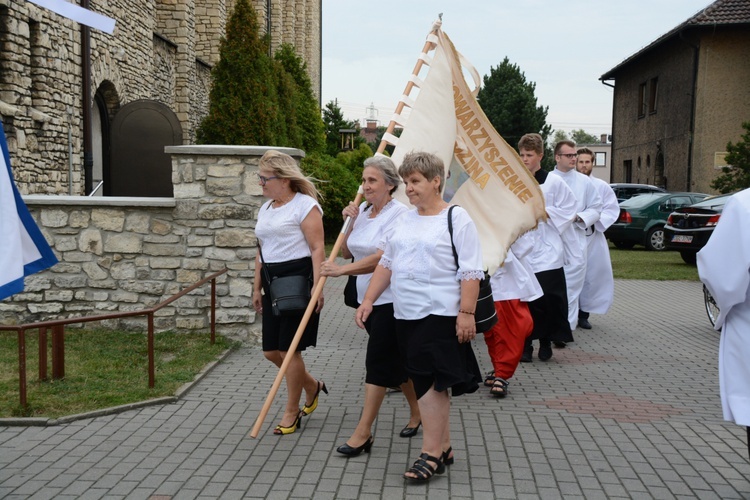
376, 22, 440, 155
250, 185, 364, 438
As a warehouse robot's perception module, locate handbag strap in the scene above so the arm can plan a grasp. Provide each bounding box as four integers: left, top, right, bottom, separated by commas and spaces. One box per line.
447, 205, 460, 270
257, 244, 273, 285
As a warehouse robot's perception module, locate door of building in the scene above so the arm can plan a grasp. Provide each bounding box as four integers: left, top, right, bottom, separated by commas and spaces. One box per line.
108, 100, 183, 197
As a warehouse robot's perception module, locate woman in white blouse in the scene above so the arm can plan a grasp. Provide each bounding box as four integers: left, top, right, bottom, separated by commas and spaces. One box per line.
320, 156, 421, 457
252, 150, 327, 436
356, 151, 483, 481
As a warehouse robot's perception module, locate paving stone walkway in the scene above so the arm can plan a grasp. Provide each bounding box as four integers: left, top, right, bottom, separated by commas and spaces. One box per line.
1, 279, 749, 499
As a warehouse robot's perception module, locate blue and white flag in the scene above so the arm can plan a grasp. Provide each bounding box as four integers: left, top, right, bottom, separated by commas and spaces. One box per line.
0, 124, 58, 301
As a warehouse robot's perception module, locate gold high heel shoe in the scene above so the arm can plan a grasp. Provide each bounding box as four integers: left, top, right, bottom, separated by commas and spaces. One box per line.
273, 412, 302, 435
301, 380, 328, 416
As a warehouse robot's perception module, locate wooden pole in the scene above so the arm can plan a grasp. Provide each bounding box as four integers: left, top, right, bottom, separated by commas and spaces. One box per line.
376, 26, 438, 155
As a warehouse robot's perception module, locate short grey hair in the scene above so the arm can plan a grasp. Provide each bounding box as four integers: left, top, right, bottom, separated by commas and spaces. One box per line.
398, 151, 445, 191
363, 156, 400, 195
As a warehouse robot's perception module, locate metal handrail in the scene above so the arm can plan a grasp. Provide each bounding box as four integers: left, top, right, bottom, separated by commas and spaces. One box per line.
88, 180, 104, 196
1, 268, 229, 410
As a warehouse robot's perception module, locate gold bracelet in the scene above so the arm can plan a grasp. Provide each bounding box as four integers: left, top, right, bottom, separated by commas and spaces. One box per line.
458, 309, 475, 315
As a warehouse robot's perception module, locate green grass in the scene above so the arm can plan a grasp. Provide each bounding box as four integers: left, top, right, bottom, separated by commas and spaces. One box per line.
0, 329, 238, 419
609, 243, 699, 281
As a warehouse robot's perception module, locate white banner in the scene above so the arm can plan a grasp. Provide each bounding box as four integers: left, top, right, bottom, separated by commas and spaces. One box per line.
387, 23, 546, 274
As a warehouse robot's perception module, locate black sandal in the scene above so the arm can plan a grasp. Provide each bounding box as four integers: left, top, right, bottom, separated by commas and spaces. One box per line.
404, 453, 445, 481
490, 377, 509, 398
483, 370, 495, 387
442, 446, 454, 466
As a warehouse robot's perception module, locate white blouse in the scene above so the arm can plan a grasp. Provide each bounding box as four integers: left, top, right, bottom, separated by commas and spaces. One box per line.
380, 206, 483, 320
490, 232, 543, 302
346, 199, 408, 306
255, 193, 322, 263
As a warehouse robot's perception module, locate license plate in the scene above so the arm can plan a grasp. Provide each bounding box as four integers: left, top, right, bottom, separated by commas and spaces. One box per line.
671, 235, 693, 243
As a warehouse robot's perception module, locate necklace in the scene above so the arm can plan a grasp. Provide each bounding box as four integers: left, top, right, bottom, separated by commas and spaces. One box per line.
369, 197, 392, 218
273, 192, 295, 208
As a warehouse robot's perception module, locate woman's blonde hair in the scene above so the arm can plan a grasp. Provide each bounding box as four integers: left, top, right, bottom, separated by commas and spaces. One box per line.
259, 150, 321, 202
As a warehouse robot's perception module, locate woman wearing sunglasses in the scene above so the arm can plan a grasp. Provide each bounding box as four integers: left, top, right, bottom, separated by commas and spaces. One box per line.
252, 150, 327, 435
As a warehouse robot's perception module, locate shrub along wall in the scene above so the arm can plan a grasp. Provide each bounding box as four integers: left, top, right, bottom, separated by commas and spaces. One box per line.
0, 145, 304, 343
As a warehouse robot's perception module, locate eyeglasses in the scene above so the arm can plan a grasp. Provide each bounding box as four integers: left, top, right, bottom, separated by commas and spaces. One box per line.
256, 173, 279, 186
557, 153, 578, 159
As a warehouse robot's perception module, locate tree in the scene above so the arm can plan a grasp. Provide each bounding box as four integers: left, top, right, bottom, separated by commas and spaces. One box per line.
196, 0, 284, 145
570, 129, 600, 145
322, 100, 364, 156
551, 130, 569, 144
300, 152, 361, 237
477, 57, 552, 158
711, 122, 750, 194
274, 44, 325, 154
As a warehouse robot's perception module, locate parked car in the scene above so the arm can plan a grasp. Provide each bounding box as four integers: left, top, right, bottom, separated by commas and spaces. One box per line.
606, 192, 710, 251
664, 193, 733, 264
609, 183, 667, 203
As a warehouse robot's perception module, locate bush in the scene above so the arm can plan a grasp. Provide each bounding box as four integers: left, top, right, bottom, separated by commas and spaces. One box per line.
300, 153, 361, 240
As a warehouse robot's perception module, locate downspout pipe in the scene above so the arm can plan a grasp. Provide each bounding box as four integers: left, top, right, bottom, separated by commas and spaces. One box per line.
81, 0, 93, 195
318, 0, 323, 109
680, 29, 699, 191
266, 0, 272, 58
601, 78, 615, 183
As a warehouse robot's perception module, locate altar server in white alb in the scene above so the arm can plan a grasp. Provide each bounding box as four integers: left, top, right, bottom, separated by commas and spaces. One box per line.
549, 140, 602, 332
697, 187, 750, 461
575, 148, 620, 329
517, 133, 577, 362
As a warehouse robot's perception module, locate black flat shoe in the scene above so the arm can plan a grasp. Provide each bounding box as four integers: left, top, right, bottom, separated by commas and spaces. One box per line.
538, 341, 552, 361
520, 344, 533, 363
336, 436, 374, 457
399, 421, 421, 438
578, 318, 592, 329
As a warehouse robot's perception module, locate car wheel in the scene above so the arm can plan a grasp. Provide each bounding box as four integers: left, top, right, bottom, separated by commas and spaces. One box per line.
612, 240, 635, 250
646, 226, 665, 251
680, 250, 697, 266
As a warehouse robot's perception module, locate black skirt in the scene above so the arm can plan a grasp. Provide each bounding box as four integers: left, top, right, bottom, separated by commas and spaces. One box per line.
396, 315, 481, 399
260, 257, 319, 352
363, 303, 408, 388
527, 267, 574, 343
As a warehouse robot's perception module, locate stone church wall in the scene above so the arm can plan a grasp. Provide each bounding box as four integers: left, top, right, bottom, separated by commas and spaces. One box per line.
0, 146, 303, 343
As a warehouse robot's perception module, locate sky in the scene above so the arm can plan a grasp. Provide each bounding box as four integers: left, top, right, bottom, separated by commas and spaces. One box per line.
321, 0, 712, 138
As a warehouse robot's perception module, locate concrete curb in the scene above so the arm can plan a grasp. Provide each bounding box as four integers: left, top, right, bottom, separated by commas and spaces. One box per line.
0, 346, 236, 427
